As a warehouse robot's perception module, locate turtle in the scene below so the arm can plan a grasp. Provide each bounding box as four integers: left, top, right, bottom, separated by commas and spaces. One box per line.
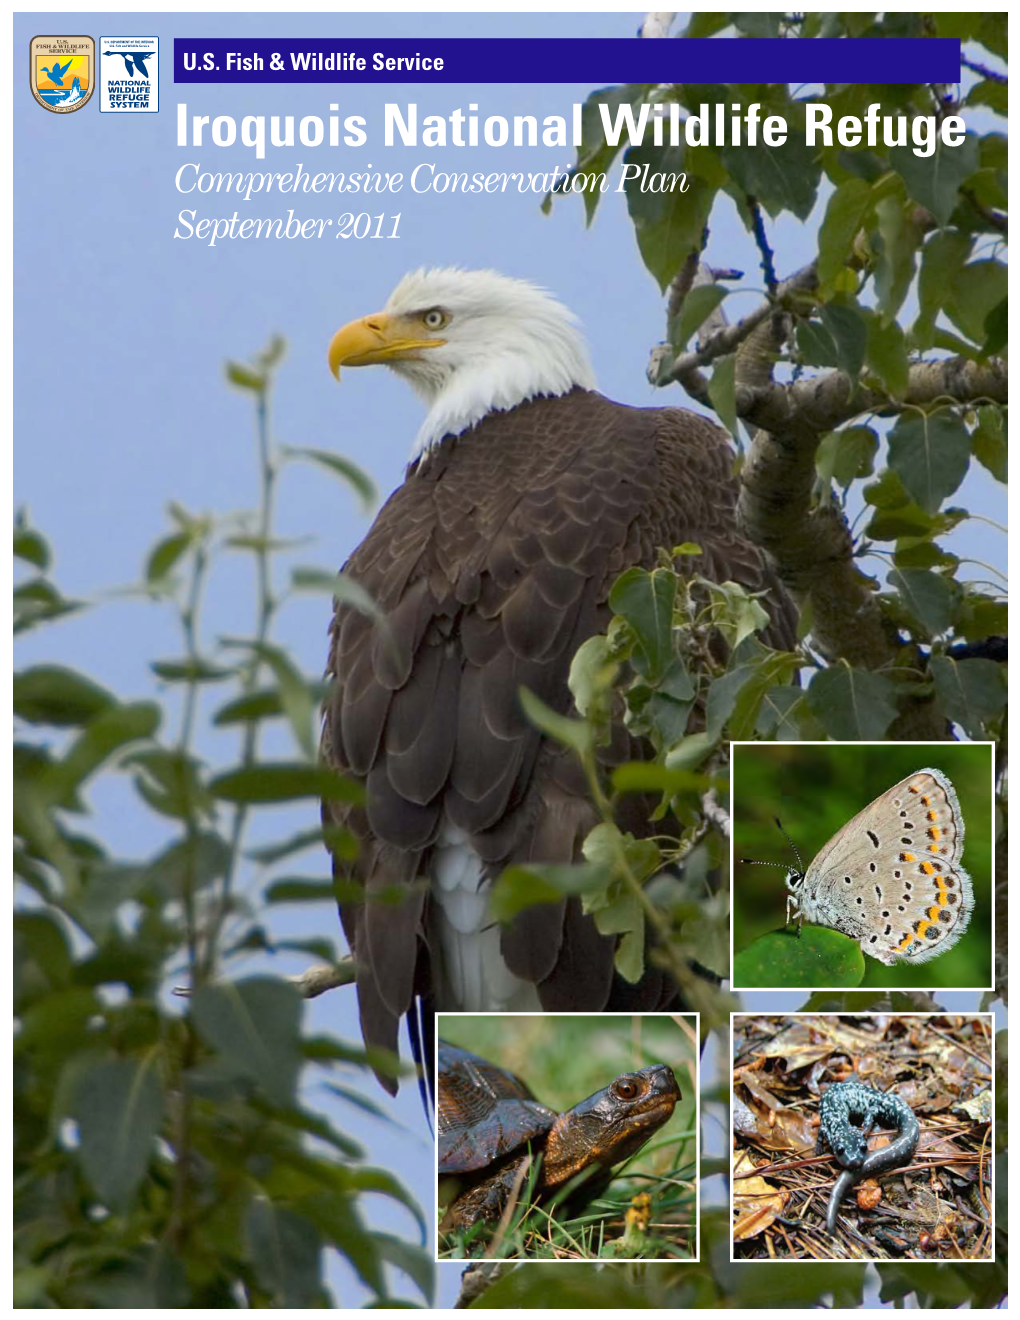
437, 1041, 681, 1234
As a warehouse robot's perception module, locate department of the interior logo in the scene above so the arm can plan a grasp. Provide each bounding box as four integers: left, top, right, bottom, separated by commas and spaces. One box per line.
30, 35, 95, 113
100, 36, 159, 113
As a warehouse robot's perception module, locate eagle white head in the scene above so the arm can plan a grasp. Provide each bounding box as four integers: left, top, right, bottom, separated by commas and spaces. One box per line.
328, 267, 597, 458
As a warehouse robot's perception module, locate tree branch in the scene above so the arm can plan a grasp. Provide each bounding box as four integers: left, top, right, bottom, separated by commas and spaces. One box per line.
172, 957, 356, 1000
455, 1262, 512, 1308
649, 234, 1005, 723
286, 959, 356, 997
649, 262, 819, 396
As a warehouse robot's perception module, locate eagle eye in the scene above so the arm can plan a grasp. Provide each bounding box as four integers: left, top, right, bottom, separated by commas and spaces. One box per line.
422, 308, 448, 331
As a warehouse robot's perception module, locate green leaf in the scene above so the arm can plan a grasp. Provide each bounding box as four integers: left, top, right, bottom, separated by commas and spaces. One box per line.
257, 334, 286, 369
707, 353, 738, 437
866, 493, 966, 543
295, 1191, 384, 1297
929, 656, 1005, 737
975, 12, 1007, 57
213, 687, 285, 725
890, 133, 981, 226
583, 821, 659, 878
664, 731, 717, 772
151, 657, 237, 683
272, 1102, 364, 1159
225, 361, 266, 392
248, 823, 357, 864
594, 893, 644, 982
796, 318, 839, 369
727, 662, 801, 742
815, 426, 878, 491
191, 977, 303, 1105
14, 666, 115, 726
13, 1267, 52, 1307
733, 926, 865, 989
887, 412, 971, 514
702, 579, 772, 653
14, 911, 73, 999
669, 283, 728, 353
518, 687, 591, 754
265, 878, 336, 903
611, 763, 711, 796
873, 193, 919, 323
125, 747, 213, 820
292, 568, 387, 631
347, 1166, 429, 1242
755, 685, 811, 740
954, 593, 1007, 644
982, 297, 1007, 356
818, 303, 867, 380
971, 406, 1007, 483
888, 569, 953, 638
623, 143, 714, 291
566, 84, 654, 225
805, 665, 898, 740
243, 1202, 322, 1307
863, 467, 911, 510
865, 315, 909, 399
283, 447, 377, 512
144, 831, 231, 901
214, 682, 330, 730
608, 568, 676, 680
489, 862, 610, 922
568, 635, 618, 719
210, 762, 362, 804
14, 521, 51, 570
723, 129, 819, 221
226, 533, 312, 553
945, 259, 1008, 345
916, 230, 972, 345
373, 1232, 436, 1306
35, 701, 161, 805
892, 539, 958, 571
705, 658, 762, 740
145, 532, 192, 583
817, 178, 873, 294
223, 639, 317, 759
13, 578, 84, 634
73, 1057, 164, 1211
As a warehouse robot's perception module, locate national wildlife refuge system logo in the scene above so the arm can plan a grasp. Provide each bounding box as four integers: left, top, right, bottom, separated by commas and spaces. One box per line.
99, 36, 159, 113
30, 35, 95, 113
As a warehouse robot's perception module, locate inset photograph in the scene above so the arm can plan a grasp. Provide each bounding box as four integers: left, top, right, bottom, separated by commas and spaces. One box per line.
731, 1013, 994, 1261
732, 742, 994, 990
437, 1014, 698, 1261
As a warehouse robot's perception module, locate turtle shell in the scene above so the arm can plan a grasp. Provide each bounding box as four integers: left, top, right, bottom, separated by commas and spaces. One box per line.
438, 1042, 557, 1173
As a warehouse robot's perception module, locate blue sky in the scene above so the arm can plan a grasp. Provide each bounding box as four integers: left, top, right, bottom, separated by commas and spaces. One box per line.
15, 11, 1006, 1307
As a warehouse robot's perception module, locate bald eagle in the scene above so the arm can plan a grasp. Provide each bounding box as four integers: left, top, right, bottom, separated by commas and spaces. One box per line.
323, 268, 795, 1091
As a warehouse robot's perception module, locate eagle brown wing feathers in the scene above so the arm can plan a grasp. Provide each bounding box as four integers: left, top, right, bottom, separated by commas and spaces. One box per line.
322, 388, 795, 1083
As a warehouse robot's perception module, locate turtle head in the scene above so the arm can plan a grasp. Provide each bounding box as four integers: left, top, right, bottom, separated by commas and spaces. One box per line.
541, 1063, 680, 1187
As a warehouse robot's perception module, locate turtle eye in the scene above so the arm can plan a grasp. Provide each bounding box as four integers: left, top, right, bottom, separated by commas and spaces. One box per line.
613, 1077, 641, 1101
422, 307, 447, 330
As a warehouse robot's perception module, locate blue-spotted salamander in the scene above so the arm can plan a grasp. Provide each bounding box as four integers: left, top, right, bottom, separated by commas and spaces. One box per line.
818, 1081, 920, 1233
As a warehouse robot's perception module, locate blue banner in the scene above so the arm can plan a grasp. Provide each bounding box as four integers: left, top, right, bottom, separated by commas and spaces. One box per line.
173, 37, 961, 85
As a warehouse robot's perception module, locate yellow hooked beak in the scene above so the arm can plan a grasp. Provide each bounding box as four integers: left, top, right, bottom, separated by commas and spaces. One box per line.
327, 312, 445, 380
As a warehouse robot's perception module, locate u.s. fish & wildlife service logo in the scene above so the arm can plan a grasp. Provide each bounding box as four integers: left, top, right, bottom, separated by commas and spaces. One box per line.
100, 36, 159, 113
31, 35, 95, 112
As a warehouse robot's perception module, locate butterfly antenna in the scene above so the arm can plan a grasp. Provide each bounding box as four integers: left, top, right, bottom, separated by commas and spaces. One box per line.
774, 817, 805, 873
738, 817, 805, 873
